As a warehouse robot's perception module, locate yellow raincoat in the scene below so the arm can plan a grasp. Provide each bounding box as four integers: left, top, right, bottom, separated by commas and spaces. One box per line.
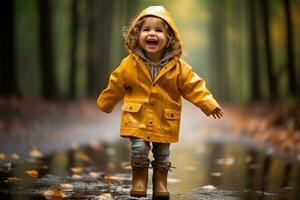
97, 6, 220, 143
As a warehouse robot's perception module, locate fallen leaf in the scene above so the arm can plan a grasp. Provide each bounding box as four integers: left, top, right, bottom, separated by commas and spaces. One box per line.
106, 162, 116, 169
201, 185, 217, 190
74, 152, 91, 162
7, 176, 20, 181
43, 188, 63, 199
72, 174, 82, 179
215, 157, 235, 166
121, 162, 131, 170
103, 174, 130, 181
211, 172, 222, 177
97, 193, 113, 200
60, 183, 74, 190
0, 153, 6, 160
26, 170, 39, 178
167, 177, 181, 183
11, 153, 20, 160
30, 147, 43, 158
71, 167, 82, 174
89, 171, 102, 178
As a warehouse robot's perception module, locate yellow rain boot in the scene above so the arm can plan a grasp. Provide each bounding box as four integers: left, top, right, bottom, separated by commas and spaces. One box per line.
130, 160, 150, 197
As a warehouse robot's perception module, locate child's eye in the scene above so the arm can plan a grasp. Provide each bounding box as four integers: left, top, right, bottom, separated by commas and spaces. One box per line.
156, 29, 163, 32
142, 28, 150, 32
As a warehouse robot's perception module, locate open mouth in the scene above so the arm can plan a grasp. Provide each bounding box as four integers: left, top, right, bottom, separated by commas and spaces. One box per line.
146, 39, 159, 45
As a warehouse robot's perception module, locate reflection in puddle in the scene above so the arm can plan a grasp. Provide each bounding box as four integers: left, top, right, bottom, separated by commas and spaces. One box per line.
1, 140, 300, 199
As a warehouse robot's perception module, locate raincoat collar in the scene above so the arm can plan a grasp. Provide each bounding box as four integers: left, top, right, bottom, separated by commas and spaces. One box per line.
131, 53, 178, 84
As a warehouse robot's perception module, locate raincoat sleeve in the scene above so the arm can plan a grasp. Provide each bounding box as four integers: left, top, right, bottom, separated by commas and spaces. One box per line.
97, 62, 126, 113
178, 61, 220, 116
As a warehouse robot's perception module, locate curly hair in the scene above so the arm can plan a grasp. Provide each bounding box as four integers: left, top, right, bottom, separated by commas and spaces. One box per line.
123, 16, 182, 57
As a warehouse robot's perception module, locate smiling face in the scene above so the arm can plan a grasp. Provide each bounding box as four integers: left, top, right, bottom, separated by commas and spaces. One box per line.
138, 17, 168, 63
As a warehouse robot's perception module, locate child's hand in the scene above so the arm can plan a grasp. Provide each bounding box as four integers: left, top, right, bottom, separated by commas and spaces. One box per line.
211, 107, 224, 119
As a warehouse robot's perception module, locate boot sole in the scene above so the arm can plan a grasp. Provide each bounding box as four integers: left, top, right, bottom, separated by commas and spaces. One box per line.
130, 191, 147, 197
152, 196, 170, 200
152, 193, 170, 200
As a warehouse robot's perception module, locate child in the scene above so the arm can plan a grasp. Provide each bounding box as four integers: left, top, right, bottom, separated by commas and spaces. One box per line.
97, 5, 224, 199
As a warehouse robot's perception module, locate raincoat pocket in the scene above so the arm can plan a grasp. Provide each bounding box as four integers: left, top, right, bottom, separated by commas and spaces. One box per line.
162, 108, 180, 134
122, 102, 143, 112
163, 108, 180, 120
121, 102, 143, 127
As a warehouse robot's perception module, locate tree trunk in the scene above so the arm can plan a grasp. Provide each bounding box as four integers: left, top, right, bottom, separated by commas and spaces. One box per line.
86, 0, 113, 98
249, 0, 261, 101
98, 0, 113, 93
261, 0, 277, 99
38, 0, 59, 99
69, 0, 79, 98
209, 0, 228, 101
0, 0, 20, 97
283, 0, 297, 97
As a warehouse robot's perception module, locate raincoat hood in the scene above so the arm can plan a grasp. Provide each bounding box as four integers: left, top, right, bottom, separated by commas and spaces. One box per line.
125, 5, 183, 58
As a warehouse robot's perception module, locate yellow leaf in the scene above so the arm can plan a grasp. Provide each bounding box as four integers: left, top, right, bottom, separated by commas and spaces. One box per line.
106, 162, 116, 169
71, 167, 82, 174
30, 147, 43, 158
7, 176, 20, 181
89, 172, 101, 178
74, 152, 90, 162
98, 193, 113, 200
201, 185, 217, 190
0, 153, 6, 160
72, 174, 82, 179
11, 153, 20, 160
211, 172, 222, 177
60, 183, 74, 190
121, 162, 131, 170
215, 157, 235, 166
26, 170, 39, 178
43, 188, 63, 199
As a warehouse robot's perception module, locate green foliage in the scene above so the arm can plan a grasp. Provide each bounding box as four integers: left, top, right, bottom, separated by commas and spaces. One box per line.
11, 0, 300, 103
15, 0, 40, 98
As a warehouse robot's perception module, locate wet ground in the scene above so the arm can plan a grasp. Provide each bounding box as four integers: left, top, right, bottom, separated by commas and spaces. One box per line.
1, 101, 300, 199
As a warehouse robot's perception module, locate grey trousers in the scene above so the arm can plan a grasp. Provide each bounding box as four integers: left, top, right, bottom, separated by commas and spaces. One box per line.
130, 137, 170, 167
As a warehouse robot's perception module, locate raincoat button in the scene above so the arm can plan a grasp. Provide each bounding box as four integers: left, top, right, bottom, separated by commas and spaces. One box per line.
171, 113, 174, 117
150, 102, 154, 106
149, 120, 153, 125
129, 106, 132, 110
147, 136, 150, 139
152, 83, 156, 86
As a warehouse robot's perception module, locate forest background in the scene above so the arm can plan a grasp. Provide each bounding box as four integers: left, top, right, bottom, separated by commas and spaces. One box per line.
1, 0, 299, 103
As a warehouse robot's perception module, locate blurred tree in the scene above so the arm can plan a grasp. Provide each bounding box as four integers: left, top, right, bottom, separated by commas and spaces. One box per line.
283, 0, 298, 97
0, 0, 20, 97
209, 0, 228, 101
69, 0, 79, 98
249, 0, 261, 101
38, 0, 59, 99
261, 0, 277, 99
86, 0, 113, 97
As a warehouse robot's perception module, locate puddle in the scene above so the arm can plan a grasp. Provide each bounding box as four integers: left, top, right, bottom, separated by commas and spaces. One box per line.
1, 140, 300, 199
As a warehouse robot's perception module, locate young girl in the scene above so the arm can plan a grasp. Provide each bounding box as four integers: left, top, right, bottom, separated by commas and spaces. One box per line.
97, 5, 224, 199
